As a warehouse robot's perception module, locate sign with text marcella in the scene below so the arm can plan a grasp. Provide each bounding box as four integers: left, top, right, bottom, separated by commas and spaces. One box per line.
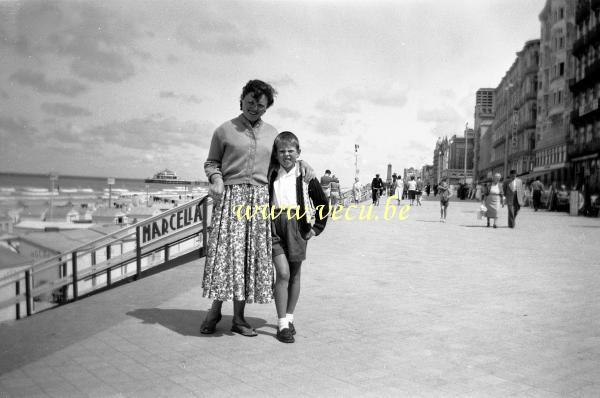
139, 201, 203, 246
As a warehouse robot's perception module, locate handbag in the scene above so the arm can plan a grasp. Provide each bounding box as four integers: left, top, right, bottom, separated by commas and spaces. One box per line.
477, 204, 487, 220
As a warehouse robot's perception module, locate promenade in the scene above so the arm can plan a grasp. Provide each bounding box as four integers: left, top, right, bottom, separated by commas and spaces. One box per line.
0, 197, 599, 397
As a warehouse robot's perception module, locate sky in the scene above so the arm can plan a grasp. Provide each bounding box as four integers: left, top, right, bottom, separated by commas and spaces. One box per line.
0, 0, 546, 186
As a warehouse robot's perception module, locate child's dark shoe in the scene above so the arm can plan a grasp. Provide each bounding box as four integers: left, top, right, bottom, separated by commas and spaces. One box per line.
277, 328, 295, 343
289, 322, 296, 335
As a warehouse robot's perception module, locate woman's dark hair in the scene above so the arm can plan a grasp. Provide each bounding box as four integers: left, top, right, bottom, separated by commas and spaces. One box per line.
240, 80, 277, 110
268, 131, 300, 176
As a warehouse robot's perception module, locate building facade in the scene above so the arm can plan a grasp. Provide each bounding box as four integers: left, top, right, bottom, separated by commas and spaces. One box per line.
474, 89, 496, 182
444, 131, 474, 185
491, 40, 540, 180
535, 0, 576, 185
568, 0, 600, 193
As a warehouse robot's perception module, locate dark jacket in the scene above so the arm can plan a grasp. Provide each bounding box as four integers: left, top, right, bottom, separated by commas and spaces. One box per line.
268, 171, 330, 239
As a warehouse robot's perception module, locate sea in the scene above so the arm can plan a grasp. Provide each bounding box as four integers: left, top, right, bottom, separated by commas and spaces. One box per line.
0, 172, 208, 211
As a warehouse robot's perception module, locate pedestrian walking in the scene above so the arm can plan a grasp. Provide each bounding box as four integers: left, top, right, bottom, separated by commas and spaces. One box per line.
415, 177, 423, 206
503, 170, 525, 228
425, 184, 431, 197
407, 176, 417, 205
395, 176, 404, 205
268, 131, 330, 343
531, 177, 544, 211
438, 177, 452, 222
352, 177, 362, 204
320, 170, 333, 203
330, 176, 341, 206
482, 173, 504, 228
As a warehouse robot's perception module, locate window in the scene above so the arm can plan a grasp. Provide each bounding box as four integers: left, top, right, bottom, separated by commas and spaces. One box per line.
559, 62, 564, 76
559, 8, 564, 19
559, 37, 564, 49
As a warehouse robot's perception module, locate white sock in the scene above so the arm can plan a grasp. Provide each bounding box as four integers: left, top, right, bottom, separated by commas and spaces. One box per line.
278, 318, 288, 331
286, 313, 294, 324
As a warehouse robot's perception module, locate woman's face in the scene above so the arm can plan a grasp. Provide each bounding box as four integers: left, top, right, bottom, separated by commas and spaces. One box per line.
241, 93, 268, 123
493, 174, 501, 183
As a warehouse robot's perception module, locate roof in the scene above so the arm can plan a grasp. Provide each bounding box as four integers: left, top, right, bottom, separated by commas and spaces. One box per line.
20, 205, 48, 218
19, 229, 108, 253
92, 208, 126, 217
0, 245, 31, 269
46, 206, 77, 219
127, 206, 162, 217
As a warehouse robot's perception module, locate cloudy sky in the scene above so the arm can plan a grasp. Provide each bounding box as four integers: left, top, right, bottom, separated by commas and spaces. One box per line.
0, 0, 545, 185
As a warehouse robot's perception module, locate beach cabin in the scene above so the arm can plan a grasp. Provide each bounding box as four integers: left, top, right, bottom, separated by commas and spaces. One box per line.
19, 205, 48, 222
76, 206, 94, 222
92, 208, 127, 225
45, 206, 80, 223
0, 245, 31, 322
0, 215, 13, 234
127, 206, 162, 224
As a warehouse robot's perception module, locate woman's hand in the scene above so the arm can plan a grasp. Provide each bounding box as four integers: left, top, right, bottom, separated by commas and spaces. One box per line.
298, 160, 315, 182
209, 176, 224, 199
305, 229, 316, 241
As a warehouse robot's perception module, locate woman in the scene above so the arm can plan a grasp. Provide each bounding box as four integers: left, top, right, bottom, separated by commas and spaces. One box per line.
437, 177, 452, 222
482, 173, 504, 228
395, 176, 404, 205
200, 80, 313, 336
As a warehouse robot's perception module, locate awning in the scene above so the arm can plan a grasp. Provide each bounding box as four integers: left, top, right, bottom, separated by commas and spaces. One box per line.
571, 153, 598, 162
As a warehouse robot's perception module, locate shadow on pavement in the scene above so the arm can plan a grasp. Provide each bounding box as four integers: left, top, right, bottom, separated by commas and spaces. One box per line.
127, 308, 268, 337
460, 225, 509, 228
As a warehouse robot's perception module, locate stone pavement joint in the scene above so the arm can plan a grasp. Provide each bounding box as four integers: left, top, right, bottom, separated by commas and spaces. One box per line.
0, 197, 599, 397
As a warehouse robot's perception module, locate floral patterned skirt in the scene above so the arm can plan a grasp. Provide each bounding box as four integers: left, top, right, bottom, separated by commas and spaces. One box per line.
202, 184, 273, 304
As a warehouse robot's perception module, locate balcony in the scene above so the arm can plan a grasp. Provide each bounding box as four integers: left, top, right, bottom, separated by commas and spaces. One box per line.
589, 24, 600, 47
592, 0, 600, 11
568, 138, 600, 159
572, 35, 587, 57
518, 119, 537, 133
524, 64, 538, 76
586, 59, 600, 83
572, 99, 600, 126
570, 59, 600, 94
576, 1, 591, 25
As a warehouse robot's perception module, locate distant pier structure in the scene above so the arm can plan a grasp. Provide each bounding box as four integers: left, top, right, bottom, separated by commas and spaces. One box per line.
386, 164, 392, 186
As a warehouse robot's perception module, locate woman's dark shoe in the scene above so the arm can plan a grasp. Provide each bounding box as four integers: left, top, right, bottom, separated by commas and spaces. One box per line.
289, 322, 296, 335
200, 312, 222, 334
277, 328, 295, 343
493, 224, 497, 229
231, 323, 257, 337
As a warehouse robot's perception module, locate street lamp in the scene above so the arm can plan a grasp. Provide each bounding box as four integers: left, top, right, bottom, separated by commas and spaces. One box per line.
464, 122, 469, 184
107, 177, 115, 208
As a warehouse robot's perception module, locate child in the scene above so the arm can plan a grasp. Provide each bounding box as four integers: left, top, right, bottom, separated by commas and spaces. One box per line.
438, 177, 452, 222
268, 131, 330, 343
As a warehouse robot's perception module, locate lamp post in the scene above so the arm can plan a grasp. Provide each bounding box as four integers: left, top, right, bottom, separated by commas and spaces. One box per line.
145, 184, 150, 206
107, 177, 115, 208
49, 173, 58, 220
464, 122, 469, 184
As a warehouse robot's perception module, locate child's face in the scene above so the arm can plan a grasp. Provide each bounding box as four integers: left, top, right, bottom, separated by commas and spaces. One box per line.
276, 143, 300, 171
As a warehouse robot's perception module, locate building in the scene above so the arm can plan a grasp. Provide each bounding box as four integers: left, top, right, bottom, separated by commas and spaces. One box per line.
474, 88, 496, 181
491, 40, 540, 180
91, 208, 127, 225
568, 0, 600, 193
535, 0, 576, 185
445, 130, 475, 185
403, 167, 420, 182
45, 206, 80, 223
0, 215, 13, 234
421, 165, 434, 187
127, 206, 162, 224
432, 137, 449, 185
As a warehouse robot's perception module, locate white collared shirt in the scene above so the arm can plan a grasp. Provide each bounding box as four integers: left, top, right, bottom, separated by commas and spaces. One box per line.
511, 179, 517, 191
272, 164, 298, 208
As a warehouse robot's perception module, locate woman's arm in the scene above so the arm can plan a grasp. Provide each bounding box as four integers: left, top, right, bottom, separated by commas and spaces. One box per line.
204, 130, 224, 198
298, 160, 315, 181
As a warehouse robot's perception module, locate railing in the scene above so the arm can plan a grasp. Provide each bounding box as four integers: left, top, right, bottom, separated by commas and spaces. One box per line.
576, 0, 591, 25
568, 138, 600, 158
0, 196, 211, 321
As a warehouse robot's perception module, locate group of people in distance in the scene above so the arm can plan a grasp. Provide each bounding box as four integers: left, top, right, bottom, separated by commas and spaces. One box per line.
319, 170, 342, 205
200, 79, 330, 344
370, 174, 426, 207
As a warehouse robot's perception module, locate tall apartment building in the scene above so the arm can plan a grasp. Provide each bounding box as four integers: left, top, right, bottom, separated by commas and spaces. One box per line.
568, 0, 600, 192
491, 40, 540, 179
535, 0, 576, 185
446, 131, 474, 185
473, 88, 496, 181
432, 137, 449, 185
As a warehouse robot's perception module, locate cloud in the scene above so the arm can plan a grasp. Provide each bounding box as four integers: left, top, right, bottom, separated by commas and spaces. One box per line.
0, 90, 8, 99
268, 75, 296, 88
167, 54, 179, 64
337, 86, 408, 108
9, 70, 87, 97
176, 20, 267, 55
315, 98, 360, 115
274, 107, 301, 120
0, 116, 38, 145
41, 102, 92, 117
417, 106, 462, 124
159, 91, 202, 104
407, 140, 431, 153
10, 1, 143, 82
82, 115, 215, 151
440, 89, 456, 98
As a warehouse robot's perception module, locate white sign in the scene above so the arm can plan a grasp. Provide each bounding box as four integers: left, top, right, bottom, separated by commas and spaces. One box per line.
107, 178, 115, 185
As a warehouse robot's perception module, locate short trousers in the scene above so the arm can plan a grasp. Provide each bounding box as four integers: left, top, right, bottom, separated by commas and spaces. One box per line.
440, 199, 449, 207
271, 211, 307, 263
